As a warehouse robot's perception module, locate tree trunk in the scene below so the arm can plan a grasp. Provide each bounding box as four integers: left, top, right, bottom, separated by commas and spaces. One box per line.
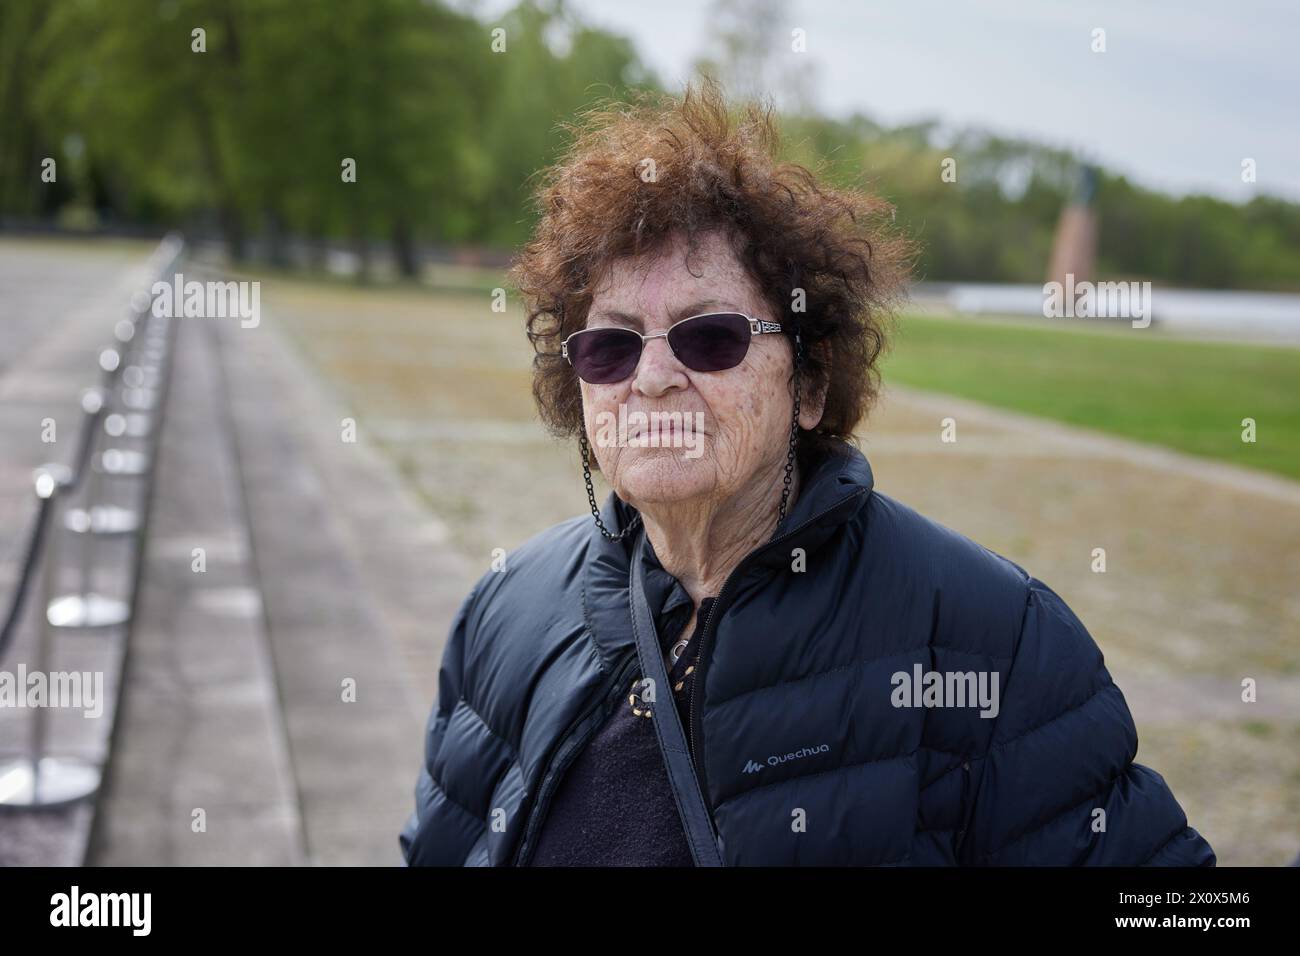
392, 216, 419, 279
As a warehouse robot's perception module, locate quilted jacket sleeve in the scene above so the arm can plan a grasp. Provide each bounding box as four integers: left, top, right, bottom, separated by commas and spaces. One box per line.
399, 581, 483, 866
958, 577, 1216, 866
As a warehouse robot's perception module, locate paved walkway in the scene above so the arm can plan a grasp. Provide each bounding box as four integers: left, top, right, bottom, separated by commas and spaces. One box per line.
87, 307, 307, 865
90, 263, 473, 866
1, 242, 473, 866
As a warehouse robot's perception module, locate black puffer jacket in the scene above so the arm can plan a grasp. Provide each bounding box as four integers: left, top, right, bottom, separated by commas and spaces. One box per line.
399, 442, 1214, 866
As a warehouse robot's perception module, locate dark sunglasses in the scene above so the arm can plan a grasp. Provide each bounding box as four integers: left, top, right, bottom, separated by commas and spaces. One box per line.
561, 311, 785, 385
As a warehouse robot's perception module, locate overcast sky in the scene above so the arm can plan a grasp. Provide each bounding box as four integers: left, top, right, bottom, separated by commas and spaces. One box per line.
472, 0, 1299, 203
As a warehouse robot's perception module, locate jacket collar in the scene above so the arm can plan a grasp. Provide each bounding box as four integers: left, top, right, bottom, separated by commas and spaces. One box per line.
581, 441, 874, 663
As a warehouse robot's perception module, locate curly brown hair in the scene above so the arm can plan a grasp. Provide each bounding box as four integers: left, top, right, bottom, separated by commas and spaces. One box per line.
508, 76, 914, 467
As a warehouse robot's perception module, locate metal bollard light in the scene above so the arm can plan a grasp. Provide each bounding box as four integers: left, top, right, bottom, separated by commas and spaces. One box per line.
0, 467, 102, 808
45, 392, 134, 632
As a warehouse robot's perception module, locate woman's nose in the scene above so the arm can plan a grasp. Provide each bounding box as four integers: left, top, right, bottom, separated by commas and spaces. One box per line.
632, 336, 688, 397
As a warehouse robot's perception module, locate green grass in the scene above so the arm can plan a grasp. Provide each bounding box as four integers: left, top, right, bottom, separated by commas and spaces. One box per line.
881, 314, 1300, 481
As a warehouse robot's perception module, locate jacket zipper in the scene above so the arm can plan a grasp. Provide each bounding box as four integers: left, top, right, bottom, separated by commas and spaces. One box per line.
687, 488, 869, 815
512, 649, 640, 866
513, 487, 866, 865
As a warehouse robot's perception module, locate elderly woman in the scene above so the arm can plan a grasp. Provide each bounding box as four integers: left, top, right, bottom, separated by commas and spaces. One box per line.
399, 82, 1214, 867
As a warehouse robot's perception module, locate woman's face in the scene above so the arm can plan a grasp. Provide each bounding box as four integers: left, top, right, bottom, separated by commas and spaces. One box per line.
580, 229, 822, 514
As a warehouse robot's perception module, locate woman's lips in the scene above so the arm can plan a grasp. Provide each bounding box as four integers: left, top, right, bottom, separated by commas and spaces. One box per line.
626, 420, 706, 442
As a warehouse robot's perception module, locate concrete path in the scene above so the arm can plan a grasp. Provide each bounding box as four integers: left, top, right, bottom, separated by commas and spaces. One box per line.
89, 261, 473, 865
87, 307, 306, 865
2, 241, 473, 866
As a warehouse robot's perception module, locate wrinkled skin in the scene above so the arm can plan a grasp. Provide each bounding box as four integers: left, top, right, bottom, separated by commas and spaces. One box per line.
580, 228, 825, 607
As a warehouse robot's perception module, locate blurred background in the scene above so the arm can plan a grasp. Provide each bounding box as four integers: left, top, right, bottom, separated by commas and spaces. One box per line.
0, 0, 1296, 866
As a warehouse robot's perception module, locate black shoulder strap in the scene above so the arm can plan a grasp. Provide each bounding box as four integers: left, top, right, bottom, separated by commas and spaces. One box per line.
629, 530, 724, 867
